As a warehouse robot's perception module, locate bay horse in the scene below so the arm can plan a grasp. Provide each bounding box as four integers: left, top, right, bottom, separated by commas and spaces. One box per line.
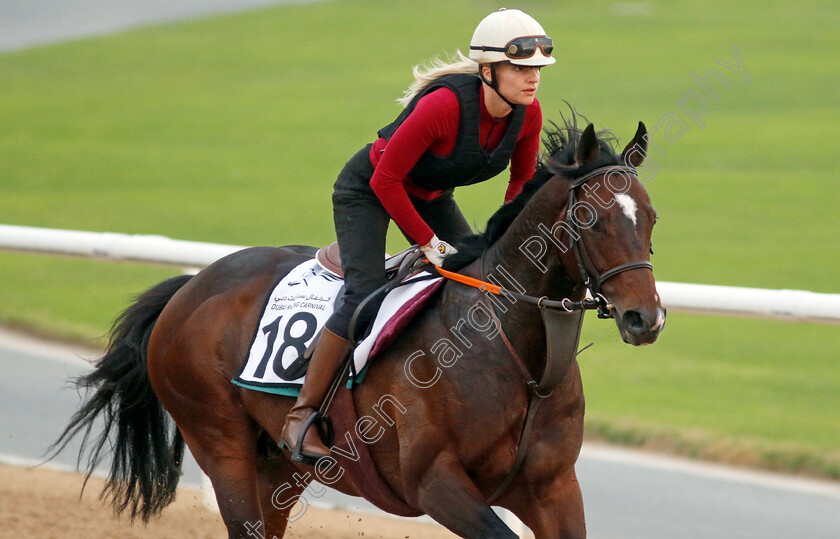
52, 118, 664, 538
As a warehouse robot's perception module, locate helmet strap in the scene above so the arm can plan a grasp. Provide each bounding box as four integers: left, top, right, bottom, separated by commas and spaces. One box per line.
479, 63, 518, 111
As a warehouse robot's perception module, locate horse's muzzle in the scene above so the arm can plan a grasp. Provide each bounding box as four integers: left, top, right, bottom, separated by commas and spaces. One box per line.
617, 306, 666, 346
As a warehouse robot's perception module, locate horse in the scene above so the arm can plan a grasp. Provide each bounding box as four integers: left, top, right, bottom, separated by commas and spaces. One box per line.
51, 117, 664, 538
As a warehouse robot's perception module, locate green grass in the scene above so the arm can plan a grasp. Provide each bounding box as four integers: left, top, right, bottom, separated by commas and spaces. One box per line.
1, 0, 838, 475
579, 314, 840, 478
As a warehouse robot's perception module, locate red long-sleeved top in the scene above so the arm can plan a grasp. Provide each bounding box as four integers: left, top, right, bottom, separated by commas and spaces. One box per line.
368, 87, 542, 245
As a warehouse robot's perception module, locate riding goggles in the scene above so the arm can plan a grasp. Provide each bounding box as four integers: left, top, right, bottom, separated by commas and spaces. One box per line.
471, 36, 554, 60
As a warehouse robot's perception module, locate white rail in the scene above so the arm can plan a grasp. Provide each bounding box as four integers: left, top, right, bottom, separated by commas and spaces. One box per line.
0, 224, 245, 268
655, 282, 840, 325
2, 224, 839, 325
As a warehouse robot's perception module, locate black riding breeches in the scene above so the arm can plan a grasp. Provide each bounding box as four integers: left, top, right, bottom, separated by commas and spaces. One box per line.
325, 145, 473, 339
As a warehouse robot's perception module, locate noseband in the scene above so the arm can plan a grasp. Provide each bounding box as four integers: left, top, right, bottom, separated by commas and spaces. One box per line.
566, 165, 653, 317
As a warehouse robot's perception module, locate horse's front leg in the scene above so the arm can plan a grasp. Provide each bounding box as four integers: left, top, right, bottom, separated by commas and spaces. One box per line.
404, 450, 518, 538
509, 360, 586, 538
503, 466, 586, 539
254, 452, 310, 539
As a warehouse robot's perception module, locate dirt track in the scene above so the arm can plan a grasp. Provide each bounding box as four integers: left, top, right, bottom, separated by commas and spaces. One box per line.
0, 463, 456, 538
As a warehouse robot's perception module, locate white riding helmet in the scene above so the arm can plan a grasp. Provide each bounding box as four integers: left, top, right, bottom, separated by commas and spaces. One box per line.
469, 8, 556, 67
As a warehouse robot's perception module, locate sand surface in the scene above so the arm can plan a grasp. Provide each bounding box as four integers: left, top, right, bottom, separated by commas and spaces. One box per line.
0, 463, 457, 538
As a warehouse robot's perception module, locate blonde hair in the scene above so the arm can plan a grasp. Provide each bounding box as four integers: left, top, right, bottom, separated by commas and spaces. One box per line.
397, 51, 480, 107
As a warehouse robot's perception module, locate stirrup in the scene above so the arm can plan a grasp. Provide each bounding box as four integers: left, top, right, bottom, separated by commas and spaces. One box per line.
280, 410, 333, 466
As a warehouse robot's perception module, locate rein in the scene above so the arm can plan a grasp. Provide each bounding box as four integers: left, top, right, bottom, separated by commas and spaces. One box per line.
434, 265, 605, 313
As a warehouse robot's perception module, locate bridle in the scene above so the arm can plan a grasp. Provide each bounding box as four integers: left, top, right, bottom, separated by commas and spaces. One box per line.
565, 165, 654, 318
468, 165, 657, 502
480, 164, 656, 502
432, 164, 655, 318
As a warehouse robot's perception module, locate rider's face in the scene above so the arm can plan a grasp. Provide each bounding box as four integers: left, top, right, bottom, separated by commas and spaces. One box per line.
492, 63, 541, 106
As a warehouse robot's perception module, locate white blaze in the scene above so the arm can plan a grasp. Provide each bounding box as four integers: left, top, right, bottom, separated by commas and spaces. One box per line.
615, 194, 638, 227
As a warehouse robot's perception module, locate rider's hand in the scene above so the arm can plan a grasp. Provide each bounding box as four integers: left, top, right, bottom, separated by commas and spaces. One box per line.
420, 235, 458, 266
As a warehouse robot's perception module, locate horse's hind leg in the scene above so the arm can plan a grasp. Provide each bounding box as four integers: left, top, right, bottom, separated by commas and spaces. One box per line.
149, 307, 266, 537
173, 408, 265, 538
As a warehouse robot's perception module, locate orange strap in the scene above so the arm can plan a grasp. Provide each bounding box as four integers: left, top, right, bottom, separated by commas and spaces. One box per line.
434, 265, 503, 295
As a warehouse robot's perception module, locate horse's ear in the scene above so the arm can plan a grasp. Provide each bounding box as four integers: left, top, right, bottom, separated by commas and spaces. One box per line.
576, 123, 600, 166
621, 121, 648, 168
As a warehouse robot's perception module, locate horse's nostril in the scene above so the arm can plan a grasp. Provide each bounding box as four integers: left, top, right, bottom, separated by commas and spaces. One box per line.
622, 310, 645, 331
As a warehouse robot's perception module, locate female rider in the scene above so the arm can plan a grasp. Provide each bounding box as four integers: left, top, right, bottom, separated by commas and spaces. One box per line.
279, 8, 556, 463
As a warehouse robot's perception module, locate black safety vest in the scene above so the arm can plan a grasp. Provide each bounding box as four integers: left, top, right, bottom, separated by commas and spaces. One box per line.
377, 74, 526, 191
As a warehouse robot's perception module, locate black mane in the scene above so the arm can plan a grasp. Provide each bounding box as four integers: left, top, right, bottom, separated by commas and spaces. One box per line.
442, 109, 621, 271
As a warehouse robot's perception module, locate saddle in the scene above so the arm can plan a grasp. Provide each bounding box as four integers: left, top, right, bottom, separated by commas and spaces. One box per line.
315, 241, 422, 280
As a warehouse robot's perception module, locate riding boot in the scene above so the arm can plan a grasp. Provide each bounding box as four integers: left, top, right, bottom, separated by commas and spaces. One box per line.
278, 328, 351, 463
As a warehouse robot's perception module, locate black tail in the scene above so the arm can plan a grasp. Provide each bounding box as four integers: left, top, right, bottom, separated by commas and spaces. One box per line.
47, 274, 193, 522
